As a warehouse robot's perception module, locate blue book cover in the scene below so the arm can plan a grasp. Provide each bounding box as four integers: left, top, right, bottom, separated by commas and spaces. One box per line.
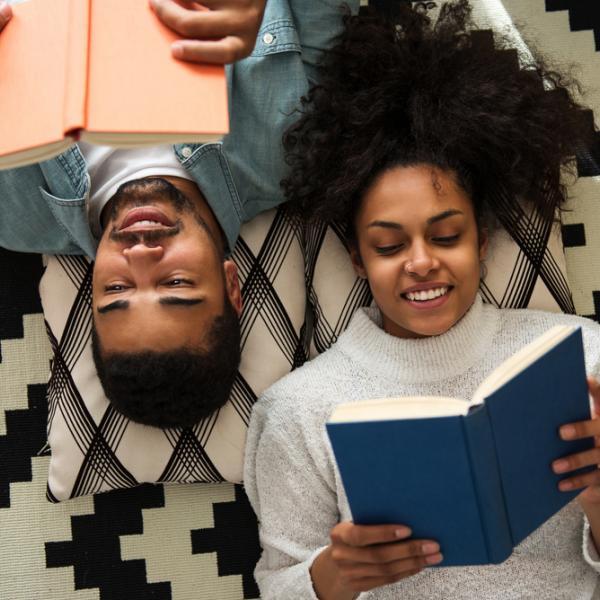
326, 327, 594, 566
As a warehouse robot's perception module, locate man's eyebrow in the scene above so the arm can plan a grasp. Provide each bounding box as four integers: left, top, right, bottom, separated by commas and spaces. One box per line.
97, 300, 130, 314
158, 297, 203, 307
367, 210, 464, 230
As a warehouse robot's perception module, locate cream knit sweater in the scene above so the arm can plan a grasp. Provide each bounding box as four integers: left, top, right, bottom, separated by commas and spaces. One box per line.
244, 297, 600, 599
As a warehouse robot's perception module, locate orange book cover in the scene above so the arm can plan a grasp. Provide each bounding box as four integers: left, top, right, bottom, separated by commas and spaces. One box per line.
0, 0, 228, 169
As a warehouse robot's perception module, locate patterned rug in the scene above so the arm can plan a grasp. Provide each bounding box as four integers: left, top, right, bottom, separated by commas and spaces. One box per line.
1, 1, 599, 598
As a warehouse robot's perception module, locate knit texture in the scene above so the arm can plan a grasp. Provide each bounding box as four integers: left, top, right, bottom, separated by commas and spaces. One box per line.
244, 296, 600, 599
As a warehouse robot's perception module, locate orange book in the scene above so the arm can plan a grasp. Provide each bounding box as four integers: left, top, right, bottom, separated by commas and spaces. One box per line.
0, 0, 229, 169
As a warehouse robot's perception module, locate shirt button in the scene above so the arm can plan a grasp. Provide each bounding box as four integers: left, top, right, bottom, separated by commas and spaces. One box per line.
181, 146, 193, 158
263, 32, 275, 45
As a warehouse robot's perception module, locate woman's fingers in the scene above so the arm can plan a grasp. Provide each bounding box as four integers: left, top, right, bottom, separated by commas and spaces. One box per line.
343, 569, 423, 593
331, 522, 411, 547
337, 552, 442, 580
553, 447, 600, 474
332, 537, 440, 565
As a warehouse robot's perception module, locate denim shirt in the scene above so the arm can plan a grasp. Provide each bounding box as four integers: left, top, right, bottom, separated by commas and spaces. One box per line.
0, 0, 358, 259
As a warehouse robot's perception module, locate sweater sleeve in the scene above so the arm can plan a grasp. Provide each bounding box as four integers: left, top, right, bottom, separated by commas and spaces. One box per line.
244, 390, 341, 600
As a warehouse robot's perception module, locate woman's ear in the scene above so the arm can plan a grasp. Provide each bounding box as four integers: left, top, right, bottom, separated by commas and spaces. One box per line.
478, 227, 489, 261
223, 260, 243, 316
350, 247, 367, 279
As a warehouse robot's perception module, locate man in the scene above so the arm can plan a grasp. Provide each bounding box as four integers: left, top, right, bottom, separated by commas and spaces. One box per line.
0, 0, 359, 428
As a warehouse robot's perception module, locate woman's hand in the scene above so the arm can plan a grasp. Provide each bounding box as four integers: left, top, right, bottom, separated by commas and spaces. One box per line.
310, 522, 442, 600
552, 376, 600, 551
149, 0, 266, 64
552, 377, 600, 499
0, 2, 12, 33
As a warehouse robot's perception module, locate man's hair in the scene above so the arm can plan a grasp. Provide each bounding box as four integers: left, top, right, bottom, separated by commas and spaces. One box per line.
91, 298, 241, 429
282, 0, 595, 243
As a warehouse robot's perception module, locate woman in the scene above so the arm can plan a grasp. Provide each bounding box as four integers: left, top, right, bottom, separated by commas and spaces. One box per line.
244, 2, 600, 598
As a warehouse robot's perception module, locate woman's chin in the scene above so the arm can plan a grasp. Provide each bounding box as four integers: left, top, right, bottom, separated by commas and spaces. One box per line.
383, 316, 455, 339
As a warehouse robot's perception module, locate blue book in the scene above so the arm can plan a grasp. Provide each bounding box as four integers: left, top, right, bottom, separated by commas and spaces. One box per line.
326, 326, 594, 566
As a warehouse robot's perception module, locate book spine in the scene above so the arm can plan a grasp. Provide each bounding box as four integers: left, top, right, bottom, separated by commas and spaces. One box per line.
463, 406, 513, 564
63, 0, 91, 135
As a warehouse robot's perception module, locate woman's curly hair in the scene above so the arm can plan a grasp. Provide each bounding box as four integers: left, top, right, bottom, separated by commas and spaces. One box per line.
282, 0, 595, 242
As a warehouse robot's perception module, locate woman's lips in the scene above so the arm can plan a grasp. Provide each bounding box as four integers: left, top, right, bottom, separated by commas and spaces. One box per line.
402, 287, 452, 310
119, 207, 174, 231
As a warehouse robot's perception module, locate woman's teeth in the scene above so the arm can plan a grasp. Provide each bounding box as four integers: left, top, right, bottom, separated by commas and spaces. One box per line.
405, 287, 449, 302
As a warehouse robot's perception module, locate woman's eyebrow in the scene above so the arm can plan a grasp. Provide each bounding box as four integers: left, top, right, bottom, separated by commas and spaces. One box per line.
367, 209, 464, 230
427, 209, 464, 225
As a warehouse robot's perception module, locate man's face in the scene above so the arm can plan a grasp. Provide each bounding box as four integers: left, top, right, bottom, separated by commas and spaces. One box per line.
92, 177, 242, 354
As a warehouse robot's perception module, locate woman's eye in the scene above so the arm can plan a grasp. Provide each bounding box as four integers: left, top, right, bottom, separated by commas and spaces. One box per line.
375, 245, 402, 255
432, 234, 459, 245
104, 284, 127, 293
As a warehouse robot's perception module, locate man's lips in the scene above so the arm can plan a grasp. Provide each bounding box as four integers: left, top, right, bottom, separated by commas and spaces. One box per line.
118, 207, 174, 232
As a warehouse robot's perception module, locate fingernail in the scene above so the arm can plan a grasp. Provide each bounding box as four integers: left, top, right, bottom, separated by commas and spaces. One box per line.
171, 42, 184, 59
422, 542, 439, 554
553, 459, 569, 473
560, 425, 576, 440
559, 479, 574, 491
395, 527, 411, 539
426, 552, 443, 564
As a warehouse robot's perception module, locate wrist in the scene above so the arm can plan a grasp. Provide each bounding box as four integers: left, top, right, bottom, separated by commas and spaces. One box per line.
310, 546, 357, 600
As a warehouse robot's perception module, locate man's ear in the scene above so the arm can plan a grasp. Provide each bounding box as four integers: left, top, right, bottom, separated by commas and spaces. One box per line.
223, 260, 243, 316
478, 226, 489, 261
350, 246, 367, 279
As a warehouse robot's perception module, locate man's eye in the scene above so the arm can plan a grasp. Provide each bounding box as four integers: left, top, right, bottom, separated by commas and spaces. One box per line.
375, 245, 402, 255
432, 234, 459, 245
104, 284, 127, 292
165, 279, 192, 286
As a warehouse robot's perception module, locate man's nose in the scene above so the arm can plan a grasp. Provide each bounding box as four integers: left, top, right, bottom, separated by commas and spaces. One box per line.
123, 243, 164, 264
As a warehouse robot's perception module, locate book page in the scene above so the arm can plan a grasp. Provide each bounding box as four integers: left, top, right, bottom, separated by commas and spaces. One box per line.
0, 0, 74, 161
471, 325, 574, 406
329, 396, 470, 423
85, 0, 228, 140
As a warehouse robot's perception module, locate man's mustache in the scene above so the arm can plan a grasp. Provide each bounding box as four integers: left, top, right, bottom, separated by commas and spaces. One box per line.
108, 222, 182, 245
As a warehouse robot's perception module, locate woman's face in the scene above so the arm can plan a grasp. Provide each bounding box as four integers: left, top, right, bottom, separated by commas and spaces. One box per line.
352, 164, 487, 339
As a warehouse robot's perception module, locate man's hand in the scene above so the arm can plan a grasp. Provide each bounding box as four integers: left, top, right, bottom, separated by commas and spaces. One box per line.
149, 0, 266, 64
311, 522, 442, 599
0, 2, 12, 33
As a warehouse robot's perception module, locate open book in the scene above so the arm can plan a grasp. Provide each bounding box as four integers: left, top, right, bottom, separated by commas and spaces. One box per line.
327, 325, 594, 566
0, 0, 228, 170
